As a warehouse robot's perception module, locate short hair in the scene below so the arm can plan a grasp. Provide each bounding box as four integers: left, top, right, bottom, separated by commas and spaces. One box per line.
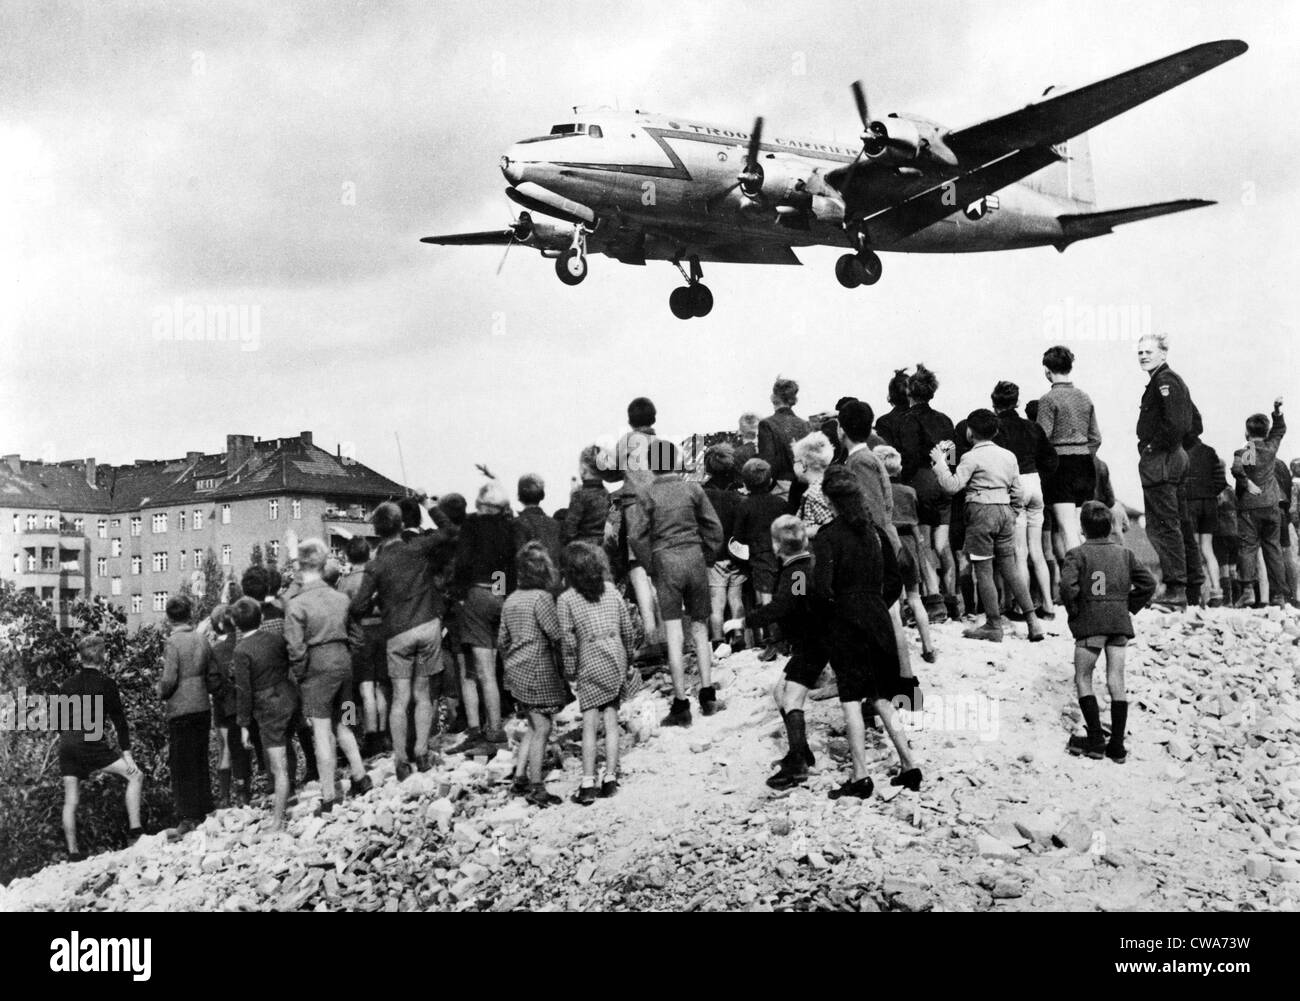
966, 409, 1000, 440
77, 634, 106, 665
477, 481, 511, 512
436, 493, 467, 525
886, 368, 911, 408
873, 444, 903, 478
772, 377, 800, 407
793, 432, 834, 474
515, 541, 556, 591
397, 497, 423, 530
579, 444, 602, 479
1042, 345, 1075, 375
648, 440, 680, 474
1246, 413, 1271, 438
627, 396, 657, 428
835, 395, 859, 413
371, 501, 403, 538
240, 565, 270, 601
346, 537, 371, 564
298, 537, 328, 571
703, 442, 736, 478
770, 514, 807, 557
323, 559, 342, 587
266, 568, 283, 594
208, 604, 231, 634
517, 473, 545, 505
741, 457, 773, 492
165, 594, 192, 624
991, 380, 1019, 411
1080, 500, 1113, 540
738, 411, 760, 436
1025, 399, 1040, 422
908, 364, 939, 402
561, 541, 610, 603
1138, 333, 1170, 352
838, 400, 875, 443
230, 596, 263, 632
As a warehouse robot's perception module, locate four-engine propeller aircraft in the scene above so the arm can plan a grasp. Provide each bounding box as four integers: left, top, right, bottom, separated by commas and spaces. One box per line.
422, 40, 1247, 319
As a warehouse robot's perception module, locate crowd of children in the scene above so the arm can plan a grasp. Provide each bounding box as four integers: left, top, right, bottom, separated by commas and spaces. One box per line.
54, 357, 1296, 859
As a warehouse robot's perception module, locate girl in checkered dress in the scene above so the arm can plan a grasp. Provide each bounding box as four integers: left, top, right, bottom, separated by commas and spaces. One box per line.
558, 541, 638, 804
498, 542, 567, 808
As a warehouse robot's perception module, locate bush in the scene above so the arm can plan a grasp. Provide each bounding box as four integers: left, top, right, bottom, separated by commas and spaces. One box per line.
0, 584, 173, 884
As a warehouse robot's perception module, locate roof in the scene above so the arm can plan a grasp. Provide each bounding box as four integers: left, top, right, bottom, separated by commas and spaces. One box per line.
0, 460, 111, 513
209, 437, 405, 502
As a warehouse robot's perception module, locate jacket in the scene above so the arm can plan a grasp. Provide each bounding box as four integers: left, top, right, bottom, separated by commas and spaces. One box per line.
996, 409, 1059, 477
514, 505, 563, 568
562, 480, 610, 545
627, 474, 723, 567
452, 512, 518, 594
1136, 363, 1196, 454
703, 475, 743, 562
157, 624, 219, 719
1059, 540, 1156, 639
1184, 440, 1228, 500
746, 551, 819, 650
888, 403, 956, 483
232, 630, 294, 729
285, 577, 353, 675
349, 528, 457, 639
1232, 406, 1287, 510
758, 407, 812, 483
843, 445, 896, 532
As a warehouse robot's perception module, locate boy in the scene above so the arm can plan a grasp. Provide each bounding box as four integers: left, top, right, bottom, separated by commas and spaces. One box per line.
232, 598, 298, 831
1212, 486, 1241, 605
158, 594, 220, 836
285, 538, 373, 814
931, 409, 1046, 643
336, 538, 389, 758
627, 440, 725, 726
733, 457, 790, 660
1232, 398, 1287, 607
1184, 435, 1228, 605
724, 515, 824, 789
59, 635, 143, 860
1059, 501, 1157, 762
875, 444, 936, 664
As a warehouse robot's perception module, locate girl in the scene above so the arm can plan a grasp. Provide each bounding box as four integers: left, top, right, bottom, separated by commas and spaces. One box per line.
498, 542, 567, 808
814, 468, 923, 799
558, 541, 638, 805
792, 431, 836, 540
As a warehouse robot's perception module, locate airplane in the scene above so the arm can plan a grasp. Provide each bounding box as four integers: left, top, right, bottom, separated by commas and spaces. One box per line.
422, 39, 1247, 319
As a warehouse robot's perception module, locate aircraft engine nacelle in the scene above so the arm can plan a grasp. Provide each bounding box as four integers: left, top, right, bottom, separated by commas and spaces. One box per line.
751, 160, 814, 208
515, 212, 574, 252
864, 116, 922, 162
810, 195, 845, 225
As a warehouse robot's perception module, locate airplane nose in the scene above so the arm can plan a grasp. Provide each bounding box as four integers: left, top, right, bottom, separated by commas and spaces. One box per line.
500, 147, 525, 185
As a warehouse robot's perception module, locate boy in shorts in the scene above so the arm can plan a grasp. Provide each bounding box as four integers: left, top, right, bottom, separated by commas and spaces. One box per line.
337, 538, 389, 758
285, 538, 372, 814
1059, 501, 1157, 762
59, 634, 143, 860
232, 598, 298, 831
627, 440, 725, 726
734, 457, 791, 660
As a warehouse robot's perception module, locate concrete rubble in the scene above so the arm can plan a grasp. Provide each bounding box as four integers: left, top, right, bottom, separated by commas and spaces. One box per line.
3, 606, 1298, 912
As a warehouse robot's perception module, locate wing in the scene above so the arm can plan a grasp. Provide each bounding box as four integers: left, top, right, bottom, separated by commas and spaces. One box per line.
947, 39, 1247, 159
419, 229, 516, 246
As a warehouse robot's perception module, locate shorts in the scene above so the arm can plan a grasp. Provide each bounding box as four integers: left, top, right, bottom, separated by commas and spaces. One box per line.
1186, 496, 1218, 535
897, 532, 921, 589
708, 560, 747, 591
1019, 471, 1045, 532
59, 741, 122, 780
387, 618, 442, 680
252, 680, 299, 748
1043, 454, 1096, 507
300, 645, 355, 720
652, 548, 711, 622
1212, 534, 1239, 565
963, 503, 1017, 560
461, 586, 504, 649
353, 624, 388, 685
783, 644, 829, 690
517, 703, 563, 717
1075, 634, 1129, 651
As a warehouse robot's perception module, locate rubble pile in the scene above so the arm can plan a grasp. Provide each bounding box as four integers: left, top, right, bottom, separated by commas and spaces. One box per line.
3, 607, 1297, 912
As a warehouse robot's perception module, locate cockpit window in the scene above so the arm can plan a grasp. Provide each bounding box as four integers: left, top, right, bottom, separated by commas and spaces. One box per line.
520, 123, 601, 144
588, 125, 602, 138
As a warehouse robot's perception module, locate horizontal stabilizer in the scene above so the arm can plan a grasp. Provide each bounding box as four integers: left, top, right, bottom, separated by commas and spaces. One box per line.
1056, 198, 1213, 247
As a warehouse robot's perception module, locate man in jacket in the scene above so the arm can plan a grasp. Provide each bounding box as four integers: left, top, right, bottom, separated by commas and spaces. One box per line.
758, 377, 812, 500
157, 594, 220, 836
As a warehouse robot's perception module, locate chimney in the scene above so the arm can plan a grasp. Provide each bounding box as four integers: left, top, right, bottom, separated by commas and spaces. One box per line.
85, 458, 96, 487
186, 450, 203, 464
300, 431, 313, 447
226, 434, 254, 473
3, 454, 19, 474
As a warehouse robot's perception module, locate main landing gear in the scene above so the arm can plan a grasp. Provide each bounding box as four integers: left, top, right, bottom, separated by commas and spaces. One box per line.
669, 254, 713, 319
555, 227, 589, 286
835, 249, 883, 289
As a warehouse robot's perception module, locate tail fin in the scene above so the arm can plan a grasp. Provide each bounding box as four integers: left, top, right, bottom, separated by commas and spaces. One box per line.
1023, 130, 1097, 207
1055, 198, 1214, 250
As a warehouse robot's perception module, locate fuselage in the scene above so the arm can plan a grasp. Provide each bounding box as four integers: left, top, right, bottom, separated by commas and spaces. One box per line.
499, 109, 1079, 260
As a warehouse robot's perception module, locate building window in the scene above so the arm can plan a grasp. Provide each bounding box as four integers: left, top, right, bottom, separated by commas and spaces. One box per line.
44, 514, 56, 530
26, 553, 36, 572
130, 517, 142, 537
111, 538, 122, 557
194, 549, 204, 569
131, 594, 143, 614
292, 499, 302, 520
268, 540, 280, 561
179, 550, 188, 571
26, 515, 37, 531
11, 514, 18, 533
96, 557, 107, 577
152, 552, 168, 573
73, 518, 84, 533
221, 505, 231, 525
111, 576, 122, 596
152, 513, 167, 534
131, 556, 142, 576
152, 591, 168, 612
268, 499, 279, 520
11, 553, 18, 574
111, 518, 120, 529
221, 544, 232, 566
178, 511, 186, 531
193, 510, 203, 530
41, 549, 55, 571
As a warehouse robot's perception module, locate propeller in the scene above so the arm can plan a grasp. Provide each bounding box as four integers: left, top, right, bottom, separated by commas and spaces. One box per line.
737, 117, 765, 198
495, 211, 534, 276
851, 80, 889, 158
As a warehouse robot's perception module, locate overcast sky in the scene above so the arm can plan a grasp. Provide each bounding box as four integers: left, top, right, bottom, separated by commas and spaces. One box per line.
3, 0, 1296, 508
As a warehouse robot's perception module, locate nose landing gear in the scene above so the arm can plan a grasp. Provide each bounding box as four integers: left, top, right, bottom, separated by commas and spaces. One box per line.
555, 226, 590, 285
669, 254, 713, 319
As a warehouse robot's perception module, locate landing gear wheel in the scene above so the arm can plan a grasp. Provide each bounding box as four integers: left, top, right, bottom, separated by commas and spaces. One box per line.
835, 254, 863, 289
687, 283, 713, 317
556, 249, 587, 286
669, 286, 694, 319
857, 250, 883, 285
